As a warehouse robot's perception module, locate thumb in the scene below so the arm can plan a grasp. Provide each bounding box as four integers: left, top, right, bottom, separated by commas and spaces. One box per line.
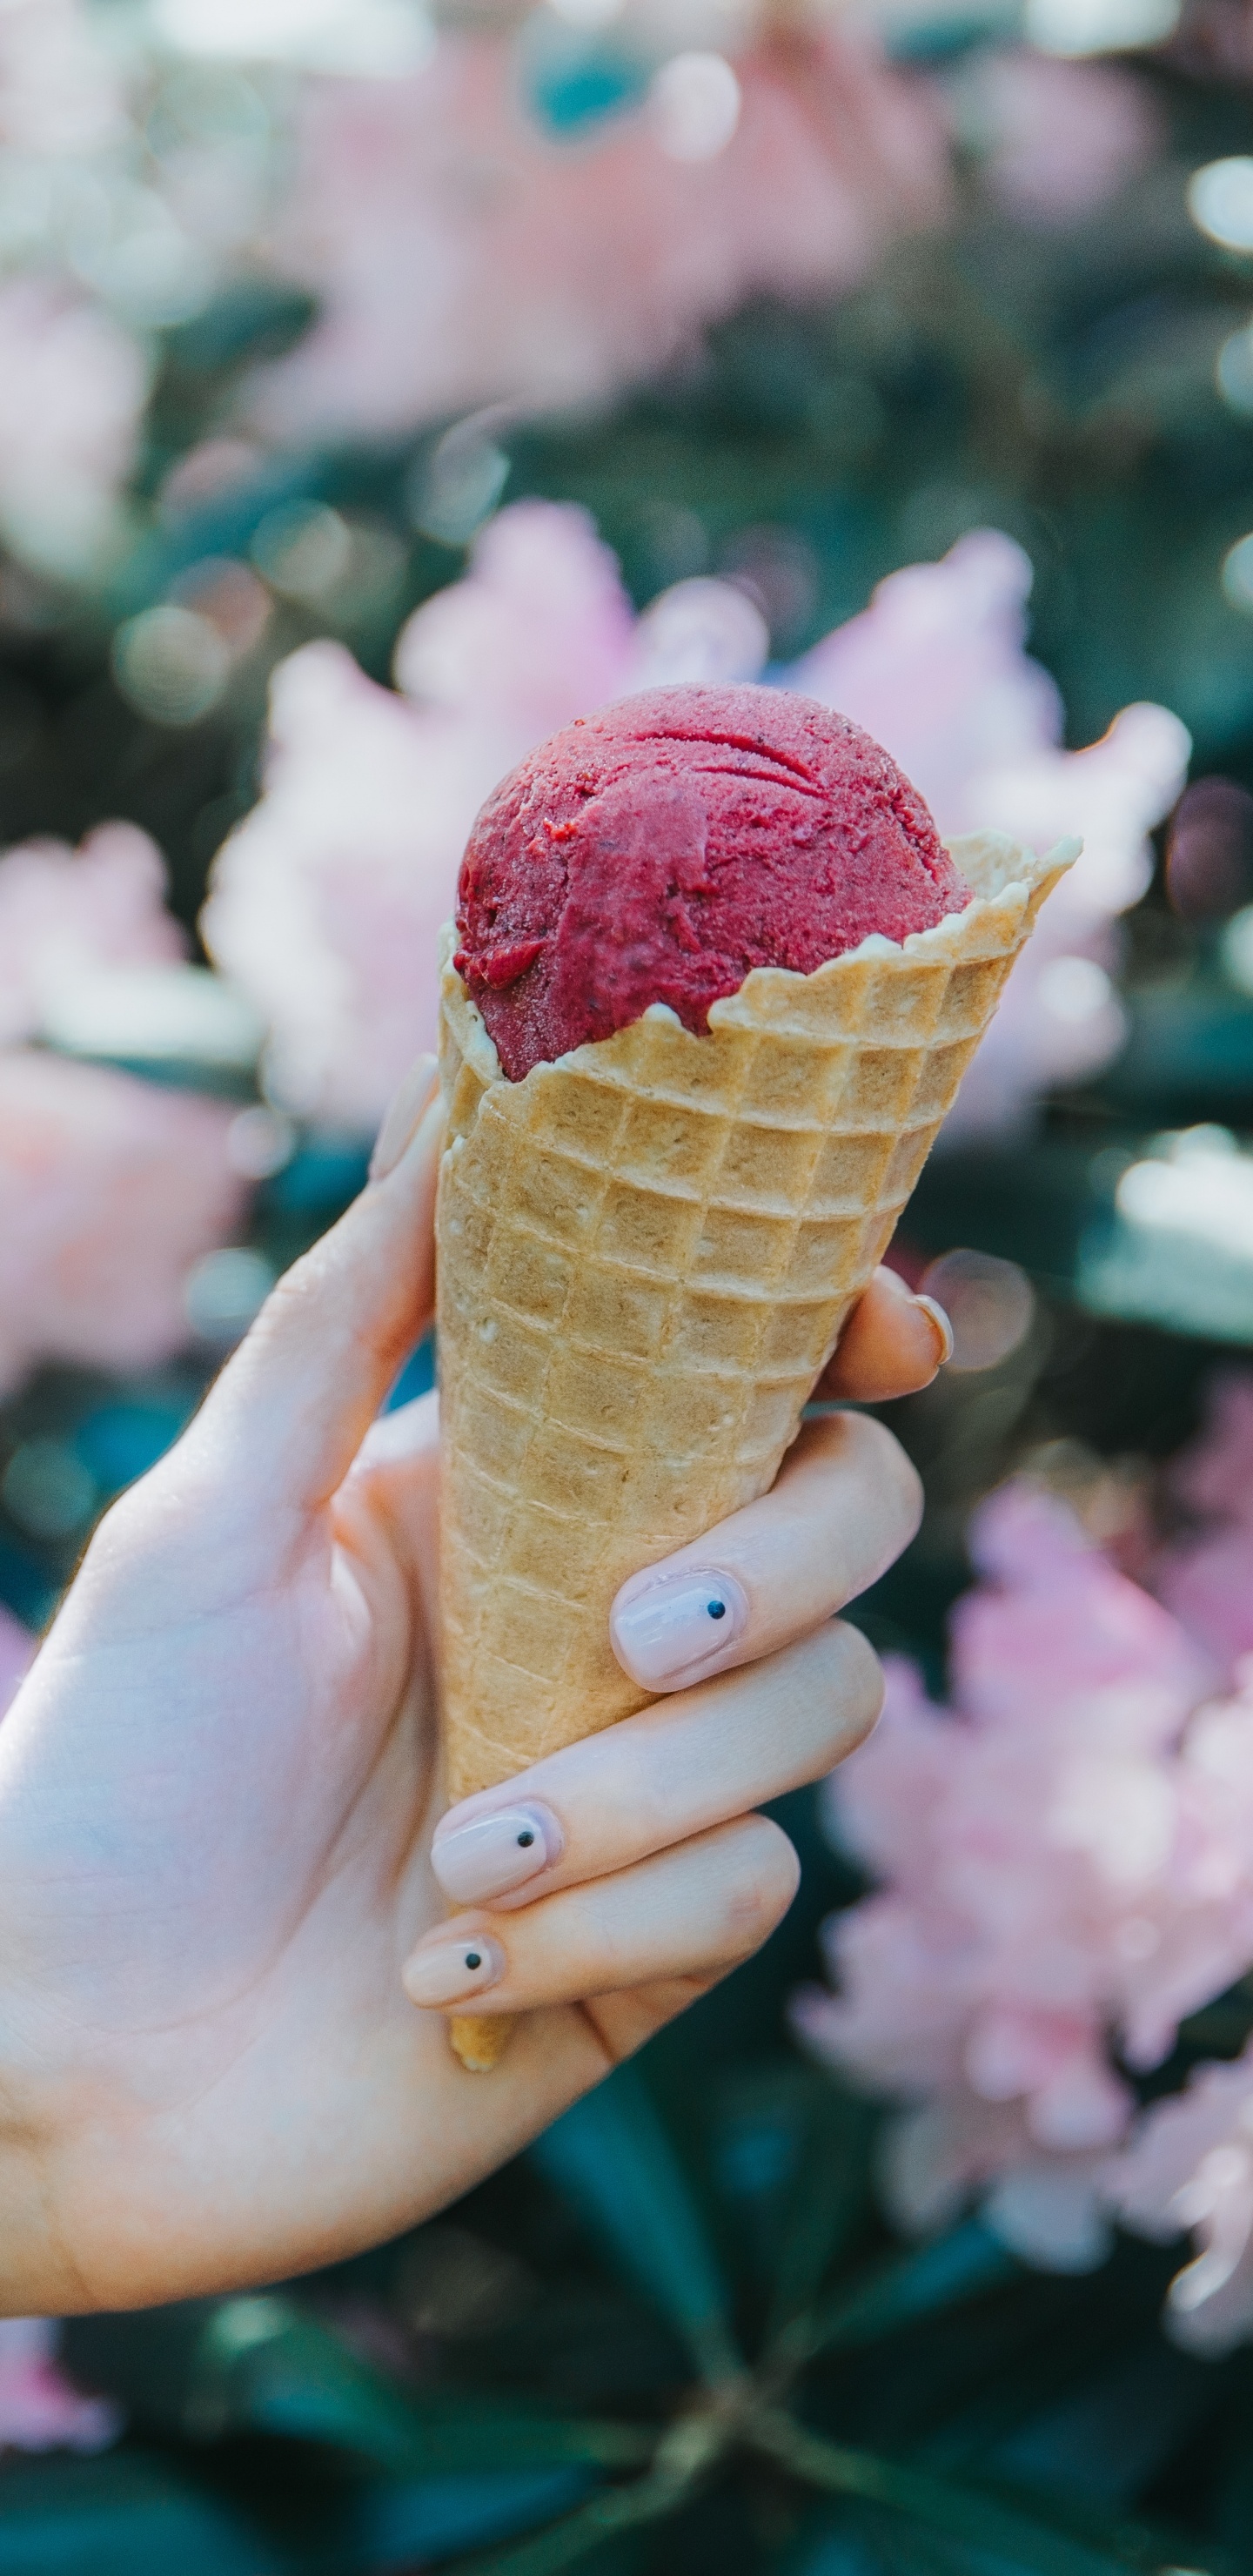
188, 1060, 444, 1520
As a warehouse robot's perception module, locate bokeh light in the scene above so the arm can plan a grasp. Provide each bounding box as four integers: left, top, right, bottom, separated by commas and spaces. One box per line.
1035, 954, 1115, 1025
251, 501, 353, 602
648, 52, 741, 164
111, 605, 231, 726
184, 1247, 277, 1345
154, 0, 435, 77
919, 1249, 1037, 1373
1025, 0, 1180, 52
1216, 323, 1253, 415
1, 1440, 96, 1544
1222, 531, 1253, 613
1189, 158, 1253, 252
1167, 779, 1253, 923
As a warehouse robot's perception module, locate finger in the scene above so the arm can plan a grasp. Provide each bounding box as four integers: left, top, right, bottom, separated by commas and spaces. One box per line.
607, 1410, 920, 1695
431, 1622, 881, 1909
816, 1267, 952, 1405
405, 1815, 800, 2018
186, 1062, 443, 1519
348, 1385, 440, 1479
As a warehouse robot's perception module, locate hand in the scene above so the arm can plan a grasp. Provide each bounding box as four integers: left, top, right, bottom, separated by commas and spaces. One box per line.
0, 1057, 938, 2315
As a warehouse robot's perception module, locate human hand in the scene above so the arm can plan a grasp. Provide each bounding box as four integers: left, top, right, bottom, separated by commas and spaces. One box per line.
0, 1058, 938, 2315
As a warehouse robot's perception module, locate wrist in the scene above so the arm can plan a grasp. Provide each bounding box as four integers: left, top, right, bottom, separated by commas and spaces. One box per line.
0, 2090, 87, 2315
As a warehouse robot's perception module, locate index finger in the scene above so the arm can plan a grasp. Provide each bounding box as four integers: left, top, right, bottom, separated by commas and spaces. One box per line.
184, 1064, 443, 1528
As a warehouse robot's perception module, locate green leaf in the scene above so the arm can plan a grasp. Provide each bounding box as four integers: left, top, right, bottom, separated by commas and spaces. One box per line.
0, 2444, 600, 2574
0, 2449, 286, 2576
773, 2219, 1022, 2373
765, 2084, 877, 2341
531, 2065, 741, 2385
452, 2464, 687, 2576
69, 2296, 648, 2474
750, 2417, 1213, 2576
212, 2298, 649, 2472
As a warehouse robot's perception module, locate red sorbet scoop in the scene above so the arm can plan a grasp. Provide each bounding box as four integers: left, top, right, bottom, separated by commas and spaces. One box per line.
454, 683, 968, 1083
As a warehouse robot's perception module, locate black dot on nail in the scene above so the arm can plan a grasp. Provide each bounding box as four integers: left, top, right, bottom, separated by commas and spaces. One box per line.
465, 1951, 482, 1971
517, 1829, 535, 1848
707, 1600, 727, 1620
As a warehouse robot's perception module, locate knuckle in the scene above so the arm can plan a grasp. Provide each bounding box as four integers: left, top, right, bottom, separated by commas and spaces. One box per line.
255, 1257, 320, 1337
841, 1412, 923, 1540
719, 1819, 801, 1956
832, 1620, 886, 1741
805, 1622, 885, 1769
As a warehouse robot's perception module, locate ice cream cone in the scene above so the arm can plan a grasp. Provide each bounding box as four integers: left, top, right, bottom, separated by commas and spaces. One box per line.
437, 828, 1076, 2069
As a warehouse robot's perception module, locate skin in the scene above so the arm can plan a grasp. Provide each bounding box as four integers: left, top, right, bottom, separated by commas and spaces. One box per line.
0, 1069, 941, 2318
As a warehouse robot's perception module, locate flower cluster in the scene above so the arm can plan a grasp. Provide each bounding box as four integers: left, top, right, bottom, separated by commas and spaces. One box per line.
796, 1475, 1253, 2351
204, 502, 1186, 1136
1151, 1372, 1253, 1683
246, 22, 950, 441
0, 827, 243, 1393
0, 2319, 118, 2454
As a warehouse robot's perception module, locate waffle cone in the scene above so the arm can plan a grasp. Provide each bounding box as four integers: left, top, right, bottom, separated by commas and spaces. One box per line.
437, 829, 1075, 2068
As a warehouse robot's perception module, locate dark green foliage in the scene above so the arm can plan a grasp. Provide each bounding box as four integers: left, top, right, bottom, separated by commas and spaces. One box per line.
24, 2050, 1242, 2576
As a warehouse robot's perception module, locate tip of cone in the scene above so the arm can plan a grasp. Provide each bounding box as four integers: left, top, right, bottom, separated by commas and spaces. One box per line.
449, 2012, 513, 2071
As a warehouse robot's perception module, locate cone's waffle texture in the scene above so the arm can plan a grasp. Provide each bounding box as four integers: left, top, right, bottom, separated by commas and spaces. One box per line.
437, 829, 1075, 2068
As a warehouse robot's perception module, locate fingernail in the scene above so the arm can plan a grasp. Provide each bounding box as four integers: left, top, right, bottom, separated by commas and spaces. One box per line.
610, 1566, 749, 1689
404, 1933, 506, 2009
370, 1054, 439, 1183
432, 1803, 562, 1904
912, 1294, 954, 1368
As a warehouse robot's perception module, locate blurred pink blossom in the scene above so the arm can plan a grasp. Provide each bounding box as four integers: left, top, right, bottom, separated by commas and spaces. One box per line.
205, 500, 1184, 1136
1109, 2025, 1253, 2354
0, 1050, 243, 1395
0, 1606, 34, 1717
0, 278, 148, 577
1152, 1374, 1253, 1680
247, 28, 950, 439
0, 2319, 119, 2452
962, 50, 1162, 227
0, 823, 185, 1045
794, 530, 1191, 1137
793, 1483, 1253, 2276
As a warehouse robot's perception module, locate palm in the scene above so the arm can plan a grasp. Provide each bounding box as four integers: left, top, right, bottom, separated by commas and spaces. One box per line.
0, 1101, 928, 2316
0, 1152, 617, 2311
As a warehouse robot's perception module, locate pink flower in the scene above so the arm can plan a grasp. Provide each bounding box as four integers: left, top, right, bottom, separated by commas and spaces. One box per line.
0, 277, 147, 577
0, 1050, 244, 1395
1152, 1373, 1253, 1680
962, 50, 1163, 228
794, 1483, 1253, 2272
247, 27, 950, 439
0, 823, 185, 1046
0, 1606, 35, 1717
794, 531, 1191, 1136
0, 2319, 119, 2453
1109, 2036, 1253, 2354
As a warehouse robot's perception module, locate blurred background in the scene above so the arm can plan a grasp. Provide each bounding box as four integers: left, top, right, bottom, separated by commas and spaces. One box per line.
12, 1, 1253, 2569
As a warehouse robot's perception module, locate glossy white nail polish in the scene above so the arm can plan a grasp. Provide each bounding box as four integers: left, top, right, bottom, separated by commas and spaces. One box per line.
404, 1933, 506, 2009
610, 1566, 749, 1689
912, 1293, 954, 1367
432, 1803, 561, 1904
